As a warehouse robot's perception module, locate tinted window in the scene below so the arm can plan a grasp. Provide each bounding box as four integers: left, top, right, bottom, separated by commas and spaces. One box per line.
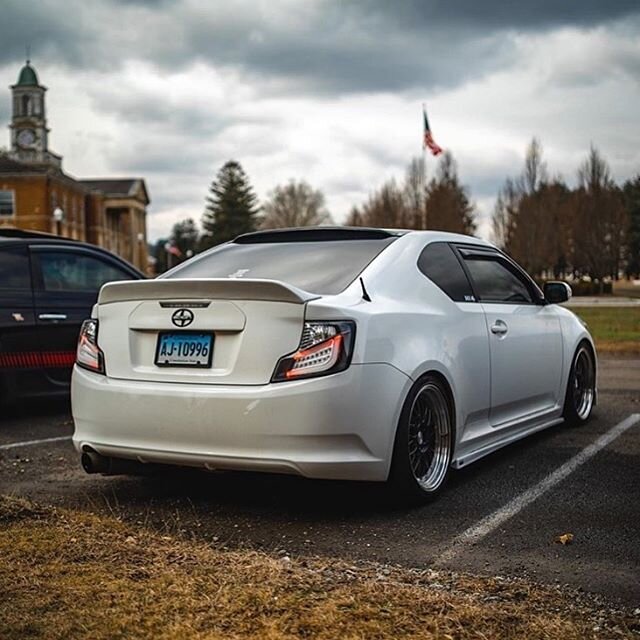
37, 251, 130, 292
165, 239, 397, 295
0, 248, 30, 289
418, 243, 475, 302
464, 257, 534, 303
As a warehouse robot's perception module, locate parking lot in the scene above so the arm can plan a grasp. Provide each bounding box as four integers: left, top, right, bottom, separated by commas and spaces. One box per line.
2, 356, 639, 606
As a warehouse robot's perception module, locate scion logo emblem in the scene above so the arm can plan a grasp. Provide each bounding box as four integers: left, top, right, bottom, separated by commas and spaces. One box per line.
171, 308, 194, 328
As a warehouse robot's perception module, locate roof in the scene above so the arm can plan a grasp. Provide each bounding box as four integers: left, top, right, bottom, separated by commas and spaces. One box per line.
0, 161, 150, 203
0, 155, 46, 174
16, 62, 39, 87
80, 178, 150, 204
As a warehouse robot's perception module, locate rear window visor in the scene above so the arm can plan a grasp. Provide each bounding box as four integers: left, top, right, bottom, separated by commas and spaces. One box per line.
163, 238, 398, 295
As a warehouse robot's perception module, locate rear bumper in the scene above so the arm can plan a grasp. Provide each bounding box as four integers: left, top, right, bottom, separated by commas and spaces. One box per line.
71, 363, 410, 482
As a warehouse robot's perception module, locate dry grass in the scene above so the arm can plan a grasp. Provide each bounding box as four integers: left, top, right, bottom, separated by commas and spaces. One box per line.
0, 495, 635, 640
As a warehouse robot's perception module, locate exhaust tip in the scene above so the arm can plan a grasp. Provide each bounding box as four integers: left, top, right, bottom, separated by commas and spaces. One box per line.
81, 450, 107, 474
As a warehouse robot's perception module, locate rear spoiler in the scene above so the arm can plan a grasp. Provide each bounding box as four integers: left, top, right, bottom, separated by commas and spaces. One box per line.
98, 278, 318, 305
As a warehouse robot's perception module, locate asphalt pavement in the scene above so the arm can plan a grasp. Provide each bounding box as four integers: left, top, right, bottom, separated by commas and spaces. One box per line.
1, 357, 639, 606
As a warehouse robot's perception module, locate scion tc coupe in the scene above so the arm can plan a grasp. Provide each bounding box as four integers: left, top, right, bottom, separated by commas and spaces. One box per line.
72, 228, 596, 500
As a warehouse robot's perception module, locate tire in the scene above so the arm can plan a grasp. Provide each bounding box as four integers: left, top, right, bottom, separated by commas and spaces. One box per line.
563, 342, 596, 427
388, 374, 454, 502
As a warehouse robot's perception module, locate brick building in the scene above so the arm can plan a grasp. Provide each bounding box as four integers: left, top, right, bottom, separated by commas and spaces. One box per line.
0, 61, 149, 271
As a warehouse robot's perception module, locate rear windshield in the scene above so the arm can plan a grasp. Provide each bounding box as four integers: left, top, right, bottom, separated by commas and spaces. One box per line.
164, 239, 397, 295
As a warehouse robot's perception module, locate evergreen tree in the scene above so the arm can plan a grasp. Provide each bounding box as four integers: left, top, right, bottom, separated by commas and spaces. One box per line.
425, 152, 476, 235
170, 217, 200, 259
201, 160, 259, 249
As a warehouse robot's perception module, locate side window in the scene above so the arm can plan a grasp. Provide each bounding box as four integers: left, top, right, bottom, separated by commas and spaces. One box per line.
0, 247, 31, 290
418, 242, 475, 302
36, 251, 131, 292
463, 257, 534, 304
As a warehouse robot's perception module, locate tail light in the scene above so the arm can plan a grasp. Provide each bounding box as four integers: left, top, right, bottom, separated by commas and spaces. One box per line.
76, 319, 105, 374
272, 321, 355, 382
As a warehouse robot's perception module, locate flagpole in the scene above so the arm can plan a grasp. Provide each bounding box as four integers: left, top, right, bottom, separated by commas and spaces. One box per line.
422, 103, 427, 230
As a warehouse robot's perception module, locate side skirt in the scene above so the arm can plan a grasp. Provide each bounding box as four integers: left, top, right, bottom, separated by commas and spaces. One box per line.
451, 416, 565, 469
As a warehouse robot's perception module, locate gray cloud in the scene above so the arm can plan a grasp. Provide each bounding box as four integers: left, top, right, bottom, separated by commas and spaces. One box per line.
354, 0, 640, 32
1, 0, 638, 241
2, 0, 638, 97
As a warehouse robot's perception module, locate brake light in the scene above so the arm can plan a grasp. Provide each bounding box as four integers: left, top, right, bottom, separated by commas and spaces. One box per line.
272, 321, 355, 382
76, 319, 105, 374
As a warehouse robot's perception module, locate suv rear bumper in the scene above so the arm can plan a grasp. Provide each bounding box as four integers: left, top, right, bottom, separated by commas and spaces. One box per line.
71, 363, 410, 482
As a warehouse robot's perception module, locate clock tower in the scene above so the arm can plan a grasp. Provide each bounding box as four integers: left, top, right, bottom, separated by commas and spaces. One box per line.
9, 60, 61, 168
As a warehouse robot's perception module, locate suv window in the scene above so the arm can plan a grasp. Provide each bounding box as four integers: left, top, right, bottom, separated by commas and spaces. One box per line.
0, 247, 31, 289
36, 251, 131, 292
463, 256, 534, 304
418, 242, 475, 302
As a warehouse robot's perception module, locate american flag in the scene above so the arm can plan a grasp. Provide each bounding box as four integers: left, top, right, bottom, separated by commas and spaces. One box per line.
423, 107, 443, 156
164, 242, 182, 257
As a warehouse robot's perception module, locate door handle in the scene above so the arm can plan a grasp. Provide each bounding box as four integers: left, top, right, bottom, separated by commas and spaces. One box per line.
38, 313, 68, 322
490, 320, 508, 335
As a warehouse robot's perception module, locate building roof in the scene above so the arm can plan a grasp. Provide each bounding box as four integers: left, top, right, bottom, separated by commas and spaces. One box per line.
0, 157, 149, 204
80, 178, 150, 204
0, 155, 46, 173
80, 179, 138, 195
16, 61, 39, 87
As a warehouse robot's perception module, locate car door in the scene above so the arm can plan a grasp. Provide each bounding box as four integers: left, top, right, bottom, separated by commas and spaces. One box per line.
0, 244, 47, 400
458, 246, 563, 428
30, 245, 139, 387
418, 242, 491, 432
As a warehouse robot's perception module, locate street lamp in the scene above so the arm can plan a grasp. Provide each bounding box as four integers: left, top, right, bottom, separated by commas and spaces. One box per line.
164, 241, 173, 270
53, 207, 64, 236
136, 232, 145, 272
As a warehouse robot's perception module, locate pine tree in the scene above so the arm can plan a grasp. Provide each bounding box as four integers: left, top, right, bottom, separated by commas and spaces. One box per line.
425, 152, 476, 236
201, 160, 259, 249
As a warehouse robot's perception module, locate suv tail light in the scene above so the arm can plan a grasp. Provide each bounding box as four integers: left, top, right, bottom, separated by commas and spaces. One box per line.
76, 319, 105, 374
272, 321, 355, 382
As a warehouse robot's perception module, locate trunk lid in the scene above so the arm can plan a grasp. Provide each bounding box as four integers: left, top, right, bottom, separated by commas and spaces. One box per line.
96, 279, 316, 385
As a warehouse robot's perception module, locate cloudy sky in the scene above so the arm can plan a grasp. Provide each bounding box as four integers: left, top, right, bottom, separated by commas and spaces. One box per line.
1, 0, 639, 240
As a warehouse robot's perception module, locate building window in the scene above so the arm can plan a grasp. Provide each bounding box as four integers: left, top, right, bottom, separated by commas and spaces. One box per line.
21, 95, 30, 116
0, 190, 15, 216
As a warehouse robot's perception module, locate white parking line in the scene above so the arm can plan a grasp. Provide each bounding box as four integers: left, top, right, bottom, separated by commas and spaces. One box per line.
0, 435, 71, 451
437, 413, 640, 565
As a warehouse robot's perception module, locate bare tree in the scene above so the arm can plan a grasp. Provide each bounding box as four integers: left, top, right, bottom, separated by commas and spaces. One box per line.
261, 180, 332, 229
492, 139, 564, 277
492, 178, 519, 249
345, 205, 363, 226
574, 146, 627, 283
522, 137, 547, 195
346, 179, 409, 228
623, 176, 640, 278
403, 157, 427, 229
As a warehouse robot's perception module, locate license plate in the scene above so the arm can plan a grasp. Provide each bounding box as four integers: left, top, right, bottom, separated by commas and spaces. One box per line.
155, 332, 213, 368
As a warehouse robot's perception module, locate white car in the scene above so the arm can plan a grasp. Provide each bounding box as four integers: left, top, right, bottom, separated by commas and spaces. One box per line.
72, 228, 596, 500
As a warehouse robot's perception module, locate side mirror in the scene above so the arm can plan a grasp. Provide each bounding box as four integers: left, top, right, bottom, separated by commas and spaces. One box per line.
544, 281, 572, 304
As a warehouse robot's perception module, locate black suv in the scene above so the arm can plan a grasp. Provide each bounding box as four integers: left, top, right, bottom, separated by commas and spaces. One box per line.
0, 229, 144, 404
